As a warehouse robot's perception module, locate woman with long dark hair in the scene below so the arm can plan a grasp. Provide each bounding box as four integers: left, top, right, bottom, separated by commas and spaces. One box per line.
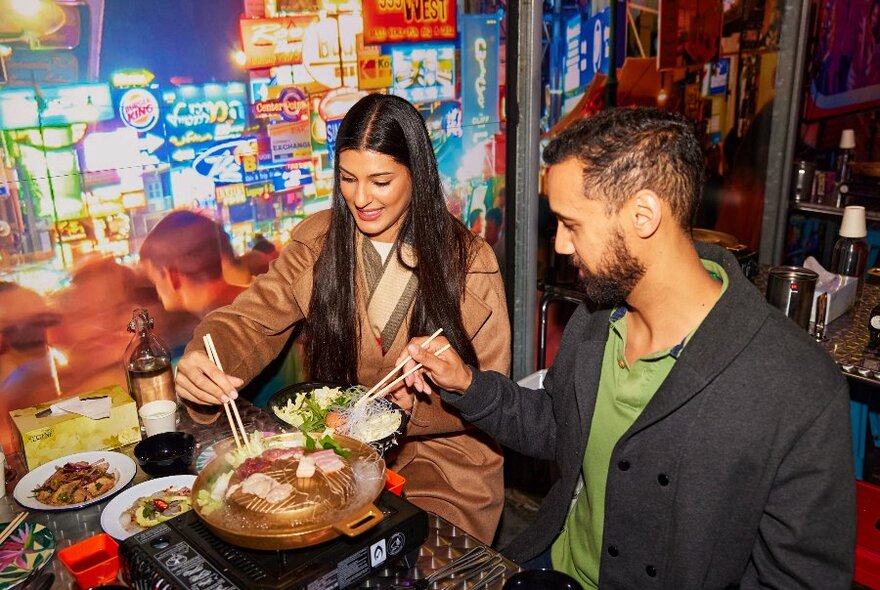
175, 93, 509, 543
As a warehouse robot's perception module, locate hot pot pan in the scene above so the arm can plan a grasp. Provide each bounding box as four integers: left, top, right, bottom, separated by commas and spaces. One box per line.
191, 432, 386, 550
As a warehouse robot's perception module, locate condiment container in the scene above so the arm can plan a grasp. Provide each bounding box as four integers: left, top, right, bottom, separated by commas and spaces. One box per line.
58, 533, 120, 589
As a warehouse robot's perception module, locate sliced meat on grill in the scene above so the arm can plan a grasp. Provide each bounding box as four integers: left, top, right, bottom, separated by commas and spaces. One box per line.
296, 456, 315, 479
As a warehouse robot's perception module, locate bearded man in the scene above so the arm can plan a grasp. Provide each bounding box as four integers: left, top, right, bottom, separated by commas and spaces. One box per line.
396, 107, 855, 589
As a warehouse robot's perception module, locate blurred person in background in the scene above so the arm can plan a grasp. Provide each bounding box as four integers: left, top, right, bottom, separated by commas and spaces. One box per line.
49, 256, 197, 395
140, 210, 301, 407
0, 282, 60, 455
239, 233, 279, 277
484, 207, 505, 268
468, 208, 484, 236
217, 225, 256, 287
139, 211, 247, 318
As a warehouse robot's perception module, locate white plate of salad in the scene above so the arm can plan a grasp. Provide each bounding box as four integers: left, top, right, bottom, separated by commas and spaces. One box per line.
100, 475, 196, 540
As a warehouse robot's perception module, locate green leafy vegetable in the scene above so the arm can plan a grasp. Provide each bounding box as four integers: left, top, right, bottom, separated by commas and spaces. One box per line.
319, 435, 351, 458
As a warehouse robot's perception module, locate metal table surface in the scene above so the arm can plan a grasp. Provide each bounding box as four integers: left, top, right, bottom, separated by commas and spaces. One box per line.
0, 402, 520, 589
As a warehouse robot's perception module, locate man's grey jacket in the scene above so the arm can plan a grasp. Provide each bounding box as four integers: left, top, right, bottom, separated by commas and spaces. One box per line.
441, 244, 855, 589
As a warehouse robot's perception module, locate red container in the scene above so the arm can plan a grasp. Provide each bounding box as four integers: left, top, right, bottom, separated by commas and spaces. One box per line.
855, 481, 880, 589
58, 533, 120, 589
385, 469, 406, 496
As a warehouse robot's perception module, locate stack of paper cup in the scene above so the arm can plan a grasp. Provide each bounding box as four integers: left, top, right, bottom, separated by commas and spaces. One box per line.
139, 400, 178, 437
840, 206, 867, 238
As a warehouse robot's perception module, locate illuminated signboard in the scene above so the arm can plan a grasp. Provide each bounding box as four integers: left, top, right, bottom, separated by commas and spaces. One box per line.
358, 45, 393, 90
302, 14, 361, 89
240, 16, 319, 70
0, 83, 113, 130
118, 88, 160, 132
242, 160, 313, 189
216, 183, 247, 205
391, 44, 455, 103
461, 14, 500, 147
702, 58, 730, 96
19, 142, 84, 221
111, 69, 155, 88
362, 0, 457, 44
192, 137, 258, 184
162, 83, 247, 148
268, 120, 311, 163
253, 86, 309, 122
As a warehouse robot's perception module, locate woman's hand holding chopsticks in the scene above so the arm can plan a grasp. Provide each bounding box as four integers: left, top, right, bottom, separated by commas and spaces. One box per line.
394, 336, 472, 396
176, 349, 245, 406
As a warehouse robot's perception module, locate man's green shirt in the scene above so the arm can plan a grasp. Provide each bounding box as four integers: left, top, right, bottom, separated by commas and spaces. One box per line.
551, 260, 728, 588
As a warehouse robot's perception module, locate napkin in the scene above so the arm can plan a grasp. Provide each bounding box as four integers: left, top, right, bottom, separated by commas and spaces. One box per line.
803, 256, 840, 290
49, 396, 112, 420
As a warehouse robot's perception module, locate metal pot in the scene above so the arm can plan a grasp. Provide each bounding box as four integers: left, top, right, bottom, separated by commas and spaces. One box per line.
191, 433, 386, 550
765, 266, 819, 331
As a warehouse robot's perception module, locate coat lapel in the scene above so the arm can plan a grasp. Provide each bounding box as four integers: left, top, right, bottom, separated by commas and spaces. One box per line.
573, 308, 612, 438
627, 244, 770, 435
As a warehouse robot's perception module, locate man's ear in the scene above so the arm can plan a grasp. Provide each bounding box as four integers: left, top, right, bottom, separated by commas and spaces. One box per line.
167, 267, 182, 290
630, 190, 662, 239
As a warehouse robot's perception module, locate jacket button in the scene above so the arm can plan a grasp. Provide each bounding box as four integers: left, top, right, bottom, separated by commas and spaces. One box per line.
618, 460, 630, 471
646, 565, 657, 577
607, 545, 619, 557
657, 473, 669, 486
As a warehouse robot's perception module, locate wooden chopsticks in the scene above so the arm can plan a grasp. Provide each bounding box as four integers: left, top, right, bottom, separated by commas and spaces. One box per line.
356, 328, 444, 408
0, 511, 28, 546
361, 342, 452, 406
371, 343, 452, 400
203, 334, 251, 452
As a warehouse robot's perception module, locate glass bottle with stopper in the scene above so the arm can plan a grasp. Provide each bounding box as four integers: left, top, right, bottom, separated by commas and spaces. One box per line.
123, 308, 176, 408
831, 206, 869, 299
833, 129, 856, 207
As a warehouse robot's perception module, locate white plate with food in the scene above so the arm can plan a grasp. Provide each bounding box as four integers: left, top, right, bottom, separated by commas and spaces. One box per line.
13, 451, 136, 511
100, 475, 196, 540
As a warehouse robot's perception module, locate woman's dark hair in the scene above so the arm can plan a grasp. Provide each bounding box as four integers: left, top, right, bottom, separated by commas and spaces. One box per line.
305, 94, 478, 385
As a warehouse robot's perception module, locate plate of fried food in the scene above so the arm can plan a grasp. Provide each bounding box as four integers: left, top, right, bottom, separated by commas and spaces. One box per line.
100, 475, 196, 540
13, 451, 136, 511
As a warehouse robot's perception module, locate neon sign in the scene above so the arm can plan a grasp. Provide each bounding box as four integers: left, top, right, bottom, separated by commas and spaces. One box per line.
162, 83, 247, 147
118, 88, 160, 132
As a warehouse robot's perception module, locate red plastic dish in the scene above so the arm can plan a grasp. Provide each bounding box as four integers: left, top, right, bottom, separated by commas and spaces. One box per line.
385, 469, 406, 496
58, 533, 120, 588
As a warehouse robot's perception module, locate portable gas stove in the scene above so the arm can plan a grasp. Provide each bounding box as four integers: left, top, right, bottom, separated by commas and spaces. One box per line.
120, 491, 428, 590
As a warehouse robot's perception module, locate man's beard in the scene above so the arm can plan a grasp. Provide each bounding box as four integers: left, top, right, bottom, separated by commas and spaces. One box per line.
572, 228, 646, 307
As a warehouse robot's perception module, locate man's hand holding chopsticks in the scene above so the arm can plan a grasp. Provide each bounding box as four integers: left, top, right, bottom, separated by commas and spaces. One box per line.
176, 350, 244, 405
397, 336, 473, 396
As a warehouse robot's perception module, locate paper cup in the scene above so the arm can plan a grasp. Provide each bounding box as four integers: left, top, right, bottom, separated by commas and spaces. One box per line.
840, 206, 867, 238
138, 400, 178, 437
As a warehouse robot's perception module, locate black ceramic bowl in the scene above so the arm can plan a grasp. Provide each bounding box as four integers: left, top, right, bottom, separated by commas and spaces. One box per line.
134, 432, 196, 477
502, 569, 583, 590
267, 381, 409, 455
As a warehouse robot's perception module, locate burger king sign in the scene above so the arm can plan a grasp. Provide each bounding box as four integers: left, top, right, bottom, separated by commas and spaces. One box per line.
119, 88, 160, 132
